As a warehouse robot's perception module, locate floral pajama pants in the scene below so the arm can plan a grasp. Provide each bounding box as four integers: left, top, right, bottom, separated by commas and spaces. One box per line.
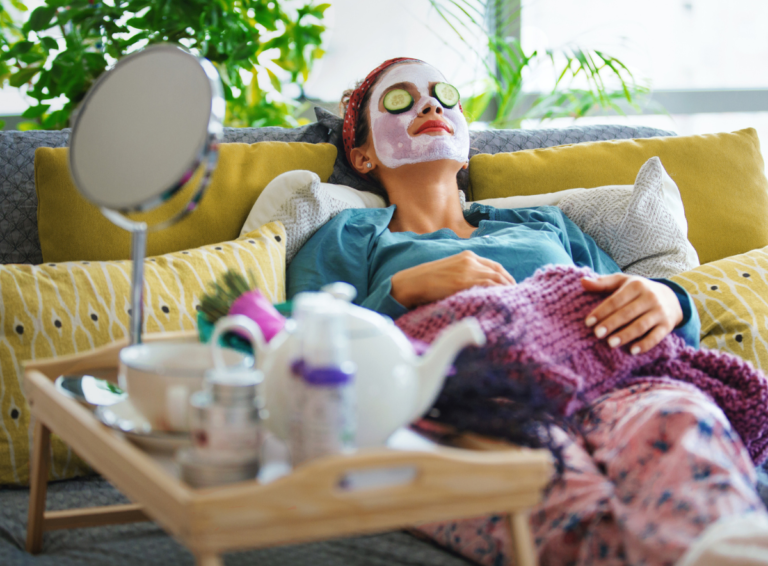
416, 382, 766, 566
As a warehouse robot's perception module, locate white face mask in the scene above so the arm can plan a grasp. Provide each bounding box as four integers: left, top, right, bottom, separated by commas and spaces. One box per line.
368, 63, 469, 169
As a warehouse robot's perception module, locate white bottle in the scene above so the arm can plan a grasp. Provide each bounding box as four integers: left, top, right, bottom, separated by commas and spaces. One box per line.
289, 293, 356, 466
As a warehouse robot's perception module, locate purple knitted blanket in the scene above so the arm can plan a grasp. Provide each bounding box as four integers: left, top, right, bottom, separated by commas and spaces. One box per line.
395, 265, 768, 464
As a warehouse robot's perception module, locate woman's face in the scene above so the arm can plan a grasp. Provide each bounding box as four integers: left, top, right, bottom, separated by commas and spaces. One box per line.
366, 62, 469, 169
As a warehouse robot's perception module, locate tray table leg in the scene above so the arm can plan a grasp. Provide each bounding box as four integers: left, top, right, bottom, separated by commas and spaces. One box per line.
194, 552, 223, 566
509, 510, 537, 566
26, 420, 51, 554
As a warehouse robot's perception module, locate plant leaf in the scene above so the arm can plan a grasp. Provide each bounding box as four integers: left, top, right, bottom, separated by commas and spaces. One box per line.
24, 6, 57, 33
0, 0, 328, 130
21, 103, 49, 118
266, 67, 282, 93
17, 121, 43, 131
7, 40, 34, 57
9, 65, 40, 87
40, 36, 58, 52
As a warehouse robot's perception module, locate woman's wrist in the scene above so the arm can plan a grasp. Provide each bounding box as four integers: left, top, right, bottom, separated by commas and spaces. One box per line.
654, 280, 684, 328
391, 271, 416, 308
670, 290, 685, 328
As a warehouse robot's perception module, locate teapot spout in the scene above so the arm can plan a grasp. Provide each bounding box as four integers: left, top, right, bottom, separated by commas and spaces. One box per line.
413, 317, 486, 420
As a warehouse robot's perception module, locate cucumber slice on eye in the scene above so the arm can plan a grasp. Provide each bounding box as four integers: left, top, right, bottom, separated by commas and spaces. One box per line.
383, 89, 413, 114
433, 83, 460, 108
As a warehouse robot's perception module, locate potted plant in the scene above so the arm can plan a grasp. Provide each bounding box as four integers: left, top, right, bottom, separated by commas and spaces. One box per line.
0, 0, 329, 130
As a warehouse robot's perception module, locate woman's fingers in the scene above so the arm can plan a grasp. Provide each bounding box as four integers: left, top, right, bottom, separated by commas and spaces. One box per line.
391, 251, 517, 308
583, 276, 681, 354
457, 267, 505, 288
473, 269, 511, 287
606, 309, 662, 350
585, 277, 644, 330
477, 278, 506, 288
630, 325, 669, 354
592, 295, 652, 340
580, 273, 626, 292
476, 256, 516, 285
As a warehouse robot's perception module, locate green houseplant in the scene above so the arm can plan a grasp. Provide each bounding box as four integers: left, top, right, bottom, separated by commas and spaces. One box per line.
0, 0, 328, 130
430, 0, 649, 128
0, 0, 26, 128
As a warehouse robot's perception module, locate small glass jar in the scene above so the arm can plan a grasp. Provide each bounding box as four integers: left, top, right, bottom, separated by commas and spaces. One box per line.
189, 370, 264, 462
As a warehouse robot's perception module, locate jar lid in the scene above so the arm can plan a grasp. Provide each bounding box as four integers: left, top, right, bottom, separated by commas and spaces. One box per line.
204, 369, 262, 405
177, 448, 260, 488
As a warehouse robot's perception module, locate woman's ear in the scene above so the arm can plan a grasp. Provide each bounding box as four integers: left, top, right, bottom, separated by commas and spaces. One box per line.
350, 146, 376, 175
462, 161, 469, 170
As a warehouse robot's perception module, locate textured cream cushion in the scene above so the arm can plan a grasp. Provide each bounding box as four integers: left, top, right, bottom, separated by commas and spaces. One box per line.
671, 245, 768, 371
471, 159, 690, 239
0, 222, 285, 485
241, 170, 385, 263
473, 157, 698, 278
557, 157, 699, 278
468, 128, 768, 265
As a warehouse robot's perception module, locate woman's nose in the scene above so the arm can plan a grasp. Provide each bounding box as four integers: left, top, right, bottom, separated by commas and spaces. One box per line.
421, 99, 443, 115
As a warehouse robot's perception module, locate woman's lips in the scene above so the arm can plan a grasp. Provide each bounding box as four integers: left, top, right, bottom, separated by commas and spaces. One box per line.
415, 120, 452, 135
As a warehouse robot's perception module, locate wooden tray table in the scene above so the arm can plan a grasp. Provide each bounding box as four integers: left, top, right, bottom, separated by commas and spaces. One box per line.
23, 332, 554, 566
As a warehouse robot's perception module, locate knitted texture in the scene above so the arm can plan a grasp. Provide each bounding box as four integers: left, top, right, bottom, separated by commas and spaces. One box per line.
395, 265, 768, 464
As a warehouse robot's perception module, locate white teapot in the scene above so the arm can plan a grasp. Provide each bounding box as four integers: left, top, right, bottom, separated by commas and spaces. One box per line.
210, 288, 486, 447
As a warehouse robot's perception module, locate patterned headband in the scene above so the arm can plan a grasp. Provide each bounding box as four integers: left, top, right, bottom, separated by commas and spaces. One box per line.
342, 57, 422, 173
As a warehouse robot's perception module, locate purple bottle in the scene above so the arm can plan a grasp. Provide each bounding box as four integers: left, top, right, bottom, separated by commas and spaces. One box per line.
289, 293, 356, 466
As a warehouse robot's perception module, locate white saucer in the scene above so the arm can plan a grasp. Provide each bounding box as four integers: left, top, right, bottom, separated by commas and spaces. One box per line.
95, 398, 191, 453
55, 375, 127, 407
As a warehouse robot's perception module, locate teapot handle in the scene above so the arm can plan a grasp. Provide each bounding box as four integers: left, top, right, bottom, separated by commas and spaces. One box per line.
210, 315, 266, 372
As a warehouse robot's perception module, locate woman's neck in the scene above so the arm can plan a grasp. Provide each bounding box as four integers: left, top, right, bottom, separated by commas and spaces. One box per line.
381, 160, 474, 238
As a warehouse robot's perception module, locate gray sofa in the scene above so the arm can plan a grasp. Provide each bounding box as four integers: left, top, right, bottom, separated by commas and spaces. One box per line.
6, 108, 756, 565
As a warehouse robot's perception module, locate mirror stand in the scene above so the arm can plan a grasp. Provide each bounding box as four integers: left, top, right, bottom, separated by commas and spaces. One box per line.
130, 223, 148, 345
100, 207, 149, 345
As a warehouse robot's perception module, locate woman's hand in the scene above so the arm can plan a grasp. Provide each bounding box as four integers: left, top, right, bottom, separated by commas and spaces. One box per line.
581, 274, 683, 355
391, 250, 515, 308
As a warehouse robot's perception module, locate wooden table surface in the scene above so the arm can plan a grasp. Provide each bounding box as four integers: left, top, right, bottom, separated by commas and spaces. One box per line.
23, 332, 553, 566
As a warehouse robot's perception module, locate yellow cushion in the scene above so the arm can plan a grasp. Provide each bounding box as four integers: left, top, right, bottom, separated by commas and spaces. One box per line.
0, 221, 286, 485
671, 246, 768, 370
36, 142, 336, 263
469, 129, 768, 265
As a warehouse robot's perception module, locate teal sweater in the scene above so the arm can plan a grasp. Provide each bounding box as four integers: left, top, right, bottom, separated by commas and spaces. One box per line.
288, 204, 700, 348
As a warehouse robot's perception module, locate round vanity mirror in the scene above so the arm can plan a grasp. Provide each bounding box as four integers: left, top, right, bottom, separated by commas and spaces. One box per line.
69, 44, 225, 344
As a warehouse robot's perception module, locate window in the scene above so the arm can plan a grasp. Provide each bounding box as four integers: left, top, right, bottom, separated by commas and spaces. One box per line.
301, 0, 487, 103
521, 0, 768, 167
523, 0, 768, 90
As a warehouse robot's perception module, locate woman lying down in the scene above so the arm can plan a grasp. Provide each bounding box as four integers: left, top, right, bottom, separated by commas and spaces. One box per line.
287, 57, 768, 566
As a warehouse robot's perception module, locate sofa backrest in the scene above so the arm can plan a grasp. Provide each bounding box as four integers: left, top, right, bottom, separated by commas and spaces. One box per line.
0, 121, 330, 265
0, 107, 673, 266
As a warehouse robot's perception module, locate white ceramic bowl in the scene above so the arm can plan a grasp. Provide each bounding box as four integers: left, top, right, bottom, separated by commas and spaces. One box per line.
118, 341, 252, 432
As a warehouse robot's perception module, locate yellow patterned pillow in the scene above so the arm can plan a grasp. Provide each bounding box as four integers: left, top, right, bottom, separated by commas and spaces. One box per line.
0, 221, 285, 485
671, 246, 768, 370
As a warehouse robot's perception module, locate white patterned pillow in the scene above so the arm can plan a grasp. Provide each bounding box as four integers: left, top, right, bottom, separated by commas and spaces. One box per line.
240, 170, 385, 263
556, 157, 699, 278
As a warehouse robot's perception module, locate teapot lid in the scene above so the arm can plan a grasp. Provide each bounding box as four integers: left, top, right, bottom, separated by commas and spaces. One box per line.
293, 288, 398, 339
